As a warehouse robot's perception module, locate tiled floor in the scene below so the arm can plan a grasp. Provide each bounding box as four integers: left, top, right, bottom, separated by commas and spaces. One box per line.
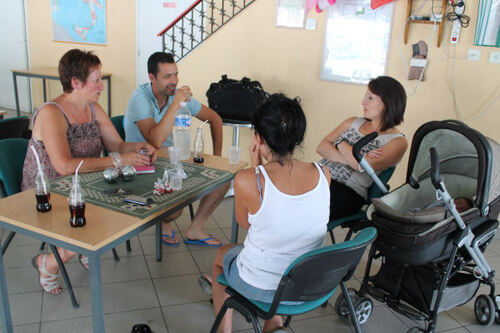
1, 197, 499, 333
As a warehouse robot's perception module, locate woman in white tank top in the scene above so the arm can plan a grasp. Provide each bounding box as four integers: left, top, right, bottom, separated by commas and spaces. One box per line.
209, 94, 331, 333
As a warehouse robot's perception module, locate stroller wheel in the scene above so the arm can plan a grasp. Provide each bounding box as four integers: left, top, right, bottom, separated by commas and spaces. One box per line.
351, 296, 373, 325
496, 308, 500, 324
334, 288, 357, 318
474, 294, 495, 325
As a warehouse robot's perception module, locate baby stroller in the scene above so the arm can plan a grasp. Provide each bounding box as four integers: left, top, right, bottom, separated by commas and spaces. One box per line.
338, 120, 500, 332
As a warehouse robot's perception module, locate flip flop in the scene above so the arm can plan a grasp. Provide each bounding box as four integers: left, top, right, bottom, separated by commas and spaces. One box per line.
78, 254, 89, 270
184, 236, 222, 247
162, 230, 180, 247
31, 253, 61, 295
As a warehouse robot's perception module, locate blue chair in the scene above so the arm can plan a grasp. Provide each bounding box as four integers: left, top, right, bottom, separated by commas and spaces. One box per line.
110, 115, 126, 140
210, 227, 378, 333
0, 138, 79, 307
328, 167, 395, 244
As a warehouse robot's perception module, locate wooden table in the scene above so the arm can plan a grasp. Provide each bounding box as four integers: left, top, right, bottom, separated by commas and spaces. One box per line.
0, 151, 246, 332
11, 67, 112, 116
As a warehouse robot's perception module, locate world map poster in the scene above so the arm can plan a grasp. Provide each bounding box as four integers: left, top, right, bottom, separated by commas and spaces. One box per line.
51, 0, 107, 45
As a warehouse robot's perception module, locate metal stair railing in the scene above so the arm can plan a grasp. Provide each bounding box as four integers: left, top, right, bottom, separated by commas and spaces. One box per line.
157, 0, 256, 62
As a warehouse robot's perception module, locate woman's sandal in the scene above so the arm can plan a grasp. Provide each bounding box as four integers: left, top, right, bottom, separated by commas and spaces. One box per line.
198, 275, 212, 296
31, 253, 61, 295
78, 254, 89, 270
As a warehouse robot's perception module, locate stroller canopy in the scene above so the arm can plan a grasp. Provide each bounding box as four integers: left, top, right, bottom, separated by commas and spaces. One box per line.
406, 120, 500, 216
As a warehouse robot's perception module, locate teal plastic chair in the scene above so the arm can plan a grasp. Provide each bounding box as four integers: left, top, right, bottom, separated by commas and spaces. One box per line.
110, 115, 125, 140
210, 227, 378, 333
0, 138, 28, 197
328, 166, 395, 244
0, 116, 31, 140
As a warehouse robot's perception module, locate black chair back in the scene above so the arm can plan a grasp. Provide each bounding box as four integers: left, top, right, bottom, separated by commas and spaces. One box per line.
0, 116, 31, 140
268, 227, 377, 314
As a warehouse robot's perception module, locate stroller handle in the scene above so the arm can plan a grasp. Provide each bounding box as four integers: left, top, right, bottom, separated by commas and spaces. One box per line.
353, 132, 378, 163
430, 148, 443, 190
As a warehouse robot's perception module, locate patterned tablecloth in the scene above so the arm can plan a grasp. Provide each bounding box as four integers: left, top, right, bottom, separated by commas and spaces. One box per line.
51, 157, 233, 218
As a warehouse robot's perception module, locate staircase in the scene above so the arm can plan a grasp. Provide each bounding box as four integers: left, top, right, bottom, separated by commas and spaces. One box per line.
158, 0, 256, 62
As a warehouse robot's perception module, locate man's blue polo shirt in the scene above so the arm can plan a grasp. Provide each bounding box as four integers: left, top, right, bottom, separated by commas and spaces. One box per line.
124, 83, 201, 146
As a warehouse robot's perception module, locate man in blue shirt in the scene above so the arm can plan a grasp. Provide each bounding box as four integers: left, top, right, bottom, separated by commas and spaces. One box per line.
125, 52, 227, 247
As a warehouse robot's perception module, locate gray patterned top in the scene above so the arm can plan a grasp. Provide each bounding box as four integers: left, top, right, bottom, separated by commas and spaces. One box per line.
320, 118, 404, 200
22, 102, 103, 190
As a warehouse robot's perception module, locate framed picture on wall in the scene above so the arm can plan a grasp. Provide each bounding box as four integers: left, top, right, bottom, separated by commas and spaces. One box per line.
275, 0, 307, 28
51, 0, 107, 45
320, 0, 394, 84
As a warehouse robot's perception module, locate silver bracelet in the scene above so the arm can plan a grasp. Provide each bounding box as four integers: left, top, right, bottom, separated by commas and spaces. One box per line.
109, 152, 122, 169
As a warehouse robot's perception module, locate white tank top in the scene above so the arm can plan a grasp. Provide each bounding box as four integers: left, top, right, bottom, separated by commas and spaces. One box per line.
236, 162, 330, 290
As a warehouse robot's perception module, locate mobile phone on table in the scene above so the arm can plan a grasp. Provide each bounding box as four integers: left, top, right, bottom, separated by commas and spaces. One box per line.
124, 195, 153, 206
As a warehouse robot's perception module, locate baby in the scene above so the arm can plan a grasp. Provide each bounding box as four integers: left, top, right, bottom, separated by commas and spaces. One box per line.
411, 196, 473, 214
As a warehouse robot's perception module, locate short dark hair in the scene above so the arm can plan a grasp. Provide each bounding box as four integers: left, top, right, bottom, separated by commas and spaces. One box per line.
58, 49, 101, 93
368, 76, 406, 132
147, 52, 175, 76
252, 93, 306, 157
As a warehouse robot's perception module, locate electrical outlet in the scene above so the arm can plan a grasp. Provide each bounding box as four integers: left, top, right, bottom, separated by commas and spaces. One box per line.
467, 49, 480, 61
489, 52, 500, 64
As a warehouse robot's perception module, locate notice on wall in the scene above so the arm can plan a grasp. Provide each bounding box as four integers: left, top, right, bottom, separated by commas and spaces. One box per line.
475, 0, 500, 47
276, 0, 307, 28
52, 0, 107, 45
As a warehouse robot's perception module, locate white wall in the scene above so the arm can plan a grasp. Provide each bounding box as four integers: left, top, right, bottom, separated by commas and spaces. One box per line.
0, 0, 30, 112
136, 0, 197, 86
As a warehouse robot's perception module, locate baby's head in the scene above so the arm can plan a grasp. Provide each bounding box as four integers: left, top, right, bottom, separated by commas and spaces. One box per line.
454, 197, 473, 213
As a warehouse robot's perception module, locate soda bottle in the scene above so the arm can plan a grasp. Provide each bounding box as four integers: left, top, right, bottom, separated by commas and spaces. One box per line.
193, 127, 204, 163
173, 102, 192, 160
68, 176, 86, 227
34, 165, 51, 212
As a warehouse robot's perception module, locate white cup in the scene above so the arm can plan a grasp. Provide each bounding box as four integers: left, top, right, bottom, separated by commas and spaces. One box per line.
168, 168, 182, 190
168, 146, 181, 167
229, 146, 240, 165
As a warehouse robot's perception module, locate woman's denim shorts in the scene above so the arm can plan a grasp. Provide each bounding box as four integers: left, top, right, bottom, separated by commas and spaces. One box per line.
222, 245, 277, 303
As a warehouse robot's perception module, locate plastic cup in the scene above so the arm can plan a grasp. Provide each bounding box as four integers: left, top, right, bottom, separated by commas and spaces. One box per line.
168, 168, 182, 190
229, 146, 240, 165
168, 146, 181, 167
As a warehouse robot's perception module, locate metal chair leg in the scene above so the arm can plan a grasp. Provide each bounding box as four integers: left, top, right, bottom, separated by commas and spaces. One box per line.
40, 241, 46, 251
341, 281, 362, 333
126, 239, 132, 252
189, 203, 195, 221
49, 245, 79, 308
1, 232, 16, 255
210, 301, 229, 333
112, 248, 119, 261
329, 229, 336, 244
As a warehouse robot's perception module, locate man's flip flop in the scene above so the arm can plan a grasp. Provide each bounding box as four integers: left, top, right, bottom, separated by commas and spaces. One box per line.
184, 236, 222, 247
162, 230, 180, 247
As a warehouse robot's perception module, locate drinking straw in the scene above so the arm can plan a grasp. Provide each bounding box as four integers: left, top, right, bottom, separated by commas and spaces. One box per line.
75, 160, 84, 183
30, 145, 47, 194
200, 120, 209, 129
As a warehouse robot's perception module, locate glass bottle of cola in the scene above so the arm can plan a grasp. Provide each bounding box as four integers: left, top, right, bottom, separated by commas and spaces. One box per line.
68, 176, 86, 227
34, 165, 51, 212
